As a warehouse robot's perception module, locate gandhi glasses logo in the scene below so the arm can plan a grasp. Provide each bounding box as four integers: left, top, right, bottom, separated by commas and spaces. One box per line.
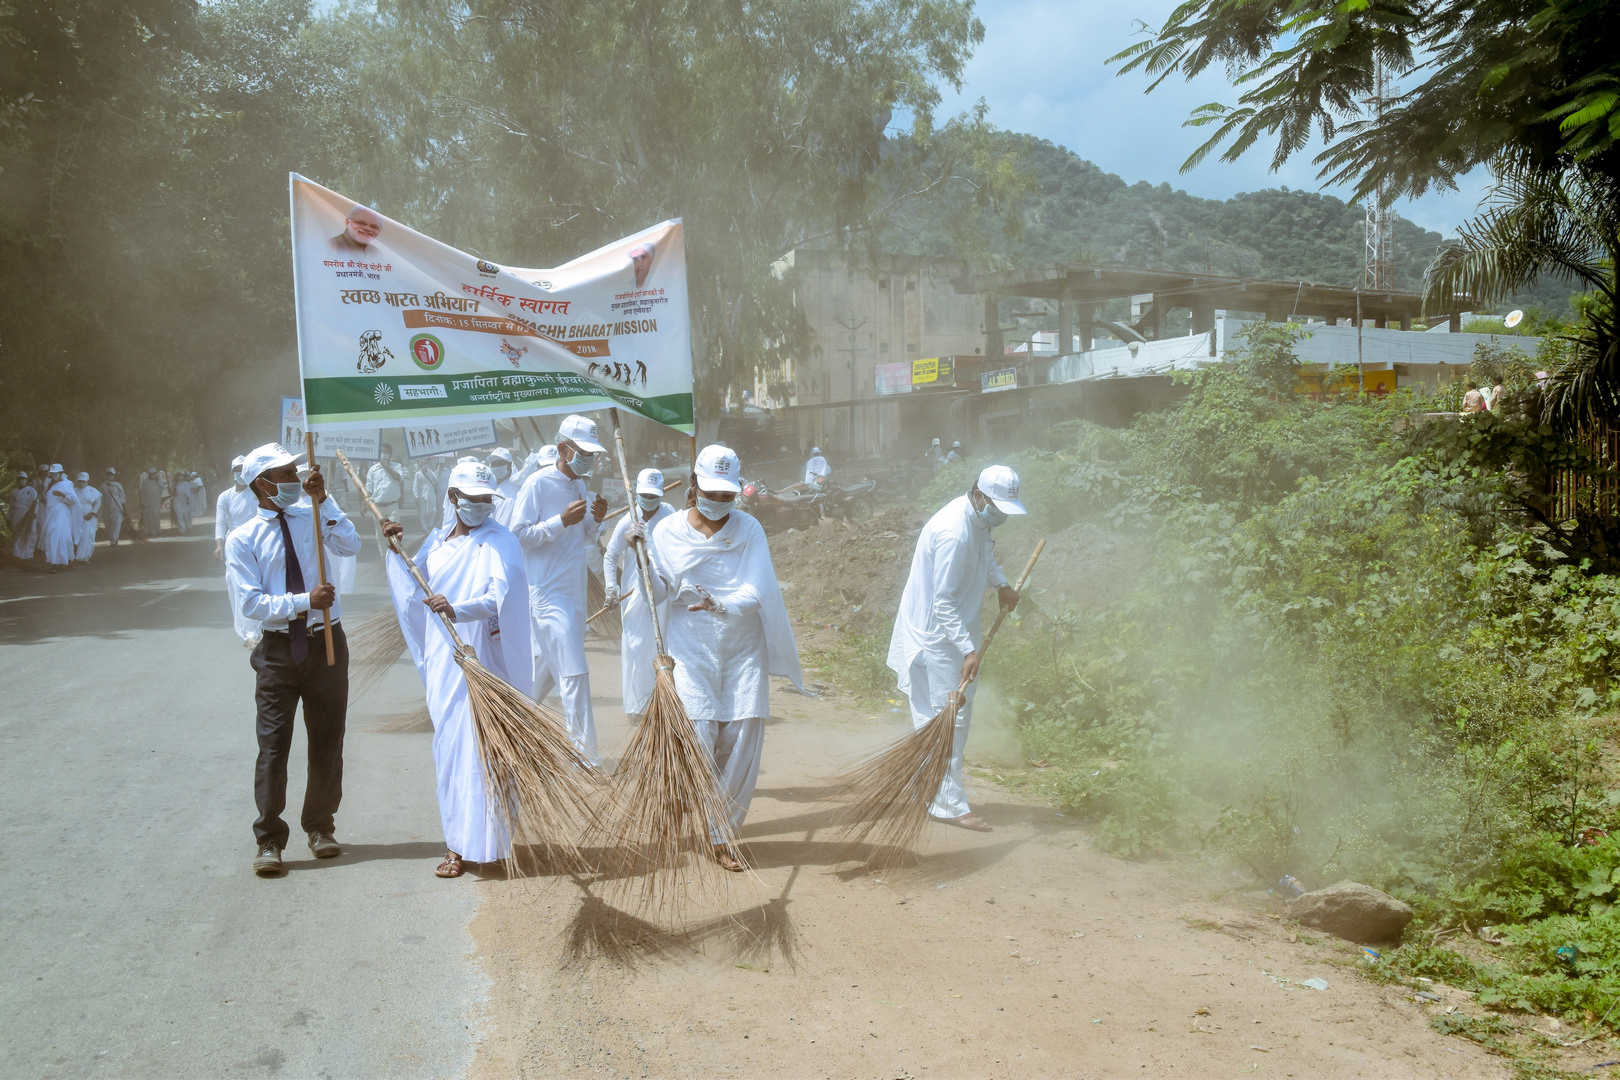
476, 258, 500, 277
356, 329, 394, 373
373, 382, 396, 406
409, 333, 446, 371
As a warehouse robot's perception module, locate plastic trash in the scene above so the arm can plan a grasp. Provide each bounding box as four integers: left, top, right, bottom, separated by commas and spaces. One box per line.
1273, 874, 1306, 899
1301, 977, 1329, 991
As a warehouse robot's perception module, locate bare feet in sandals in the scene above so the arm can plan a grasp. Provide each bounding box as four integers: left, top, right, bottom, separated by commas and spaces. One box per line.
435, 852, 464, 878
940, 813, 993, 832
713, 845, 745, 872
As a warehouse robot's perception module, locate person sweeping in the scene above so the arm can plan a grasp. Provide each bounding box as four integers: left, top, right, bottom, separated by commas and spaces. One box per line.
602, 467, 676, 719
884, 465, 1028, 832
638, 444, 802, 871
380, 460, 531, 878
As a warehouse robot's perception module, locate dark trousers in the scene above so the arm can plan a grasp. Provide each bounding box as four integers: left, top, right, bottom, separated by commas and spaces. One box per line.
250, 624, 349, 847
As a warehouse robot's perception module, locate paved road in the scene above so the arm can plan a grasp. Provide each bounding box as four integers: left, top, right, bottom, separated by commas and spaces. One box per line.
0, 529, 490, 1079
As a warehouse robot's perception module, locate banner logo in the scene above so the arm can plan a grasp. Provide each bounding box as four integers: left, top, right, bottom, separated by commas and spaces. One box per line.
476, 259, 500, 277
410, 332, 446, 371
373, 383, 396, 405
357, 329, 394, 373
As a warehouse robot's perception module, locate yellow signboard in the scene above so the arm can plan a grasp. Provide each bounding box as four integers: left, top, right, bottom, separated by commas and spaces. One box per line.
912, 357, 940, 384
1295, 368, 1397, 398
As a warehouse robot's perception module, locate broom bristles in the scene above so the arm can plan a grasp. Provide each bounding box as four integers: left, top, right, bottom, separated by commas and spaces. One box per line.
592, 659, 746, 909
455, 649, 605, 875
346, 608, 408, 698
834, 694, 961, 858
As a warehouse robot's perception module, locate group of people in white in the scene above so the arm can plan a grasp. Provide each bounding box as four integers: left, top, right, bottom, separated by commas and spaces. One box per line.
7, 466, 125, 569
216, 412, 1027, 879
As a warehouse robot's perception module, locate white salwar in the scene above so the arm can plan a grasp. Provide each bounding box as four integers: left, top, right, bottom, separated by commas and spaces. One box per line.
72, 486, 102, 561
216, 486, 263, 643
602, 502, 674, 715
646, 508, 802, 837
9, 484, 38, 559
387, 513, 532, 863
41, 480, 78, 566
886, 495, 1009, 820
510, 464, 600, 763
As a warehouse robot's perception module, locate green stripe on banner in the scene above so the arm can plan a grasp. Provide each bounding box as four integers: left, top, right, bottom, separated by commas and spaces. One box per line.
303, 373, 695, 431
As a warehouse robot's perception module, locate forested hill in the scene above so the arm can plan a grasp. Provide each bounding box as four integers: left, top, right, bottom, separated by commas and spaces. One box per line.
883, 132, 1446, 291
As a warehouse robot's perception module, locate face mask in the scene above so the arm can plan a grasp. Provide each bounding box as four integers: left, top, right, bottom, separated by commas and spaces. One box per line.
262, 481, 302, 510
695, 495, 732, 522
491, 463, 511, 481
455, 499, 494, 527
564, 447, 596, 477
976, 501, 1008, 529
637, 493, 662, 513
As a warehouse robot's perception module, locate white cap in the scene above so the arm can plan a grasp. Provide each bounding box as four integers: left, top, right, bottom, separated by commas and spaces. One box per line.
239, 442, 303, 486
976, 465, 1027, 515
488, 447, 514, 465
930, 437, 941, 446
49, 463, 64, 474
458, 455, 480, 463
693, 443, 742, 493
106, 466, 117, 475
556, 414, 605, 453
810, 446, 822, 456
951, 440, 961, 448
231, 454, 245, 469
538, 444, 559, 466
635, 467, 665, 496
76, 472, 89, 481
447, 460, 498, 497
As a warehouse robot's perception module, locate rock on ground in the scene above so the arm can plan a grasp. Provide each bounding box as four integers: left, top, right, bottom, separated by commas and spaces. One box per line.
1290, 881, 1414, 943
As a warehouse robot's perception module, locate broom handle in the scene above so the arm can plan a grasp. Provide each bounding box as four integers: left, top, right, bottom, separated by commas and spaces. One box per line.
959, 538, 1045, 692
305, 431, 336, 666
334, 450, 468, 652
608, 408, 669, 657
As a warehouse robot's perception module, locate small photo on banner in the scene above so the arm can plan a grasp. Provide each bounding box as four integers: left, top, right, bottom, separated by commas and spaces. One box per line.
403, 419, 498, 459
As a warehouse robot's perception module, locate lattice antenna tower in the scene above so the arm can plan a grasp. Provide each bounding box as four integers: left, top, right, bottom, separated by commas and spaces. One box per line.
1364, 59, 1394, 290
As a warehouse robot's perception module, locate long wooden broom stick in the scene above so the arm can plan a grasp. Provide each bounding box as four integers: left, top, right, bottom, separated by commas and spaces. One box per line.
335, 450, 601, 872
836, 538, 1046, 856
593, 410, 746, 906
304, 431, 335, 666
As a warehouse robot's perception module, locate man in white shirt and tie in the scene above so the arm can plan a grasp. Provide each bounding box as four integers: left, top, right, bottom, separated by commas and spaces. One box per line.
225, 443, 363, 877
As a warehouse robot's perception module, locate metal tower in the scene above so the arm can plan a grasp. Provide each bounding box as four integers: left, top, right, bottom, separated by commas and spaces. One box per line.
1364, 61, 1394, 290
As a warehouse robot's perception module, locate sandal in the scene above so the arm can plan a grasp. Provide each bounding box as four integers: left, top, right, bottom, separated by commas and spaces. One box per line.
943, 813, 993, 833
713, 846, 746, 873
435, 852, 464, 878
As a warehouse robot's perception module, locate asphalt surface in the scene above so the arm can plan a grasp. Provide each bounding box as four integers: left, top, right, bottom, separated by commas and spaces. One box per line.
0, 526, 489, 1079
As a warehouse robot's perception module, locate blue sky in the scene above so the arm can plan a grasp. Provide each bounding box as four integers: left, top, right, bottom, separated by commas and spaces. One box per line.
925, 0, 1492, 237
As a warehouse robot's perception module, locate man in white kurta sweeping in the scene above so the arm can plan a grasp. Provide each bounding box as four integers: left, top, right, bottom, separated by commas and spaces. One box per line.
509, 414, 607, 764
644, 444, 802, 871
382, 461, 531, 878
41, 466, 79, 570
217, 456, 264, 646
9, 472, 38, 562
72, 473, 102, 562
887, 465, 1026, 832
603, 467, 675, 718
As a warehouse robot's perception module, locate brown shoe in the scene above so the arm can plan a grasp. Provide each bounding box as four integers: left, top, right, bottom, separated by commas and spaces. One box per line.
307, 831, 341, 859
253, 843, 285, 876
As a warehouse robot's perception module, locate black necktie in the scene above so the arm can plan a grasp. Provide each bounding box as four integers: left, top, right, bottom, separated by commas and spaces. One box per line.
276, 511, 308, 662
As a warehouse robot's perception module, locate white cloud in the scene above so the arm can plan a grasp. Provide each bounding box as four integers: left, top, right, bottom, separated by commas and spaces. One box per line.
933, 0, 1490, 237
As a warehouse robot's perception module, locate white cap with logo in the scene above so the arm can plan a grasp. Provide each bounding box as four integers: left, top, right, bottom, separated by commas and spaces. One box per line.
537, 444, 559, 466
49, 463, 64, 475
76, 472, 89, 482
448, 460, 499, 497
976, 465, 1027, 515
488, 446, 514, 465
556, 414, 605, 454
635, 467, 665, 496
239, 443, 304, 486
693, 444, 742, 493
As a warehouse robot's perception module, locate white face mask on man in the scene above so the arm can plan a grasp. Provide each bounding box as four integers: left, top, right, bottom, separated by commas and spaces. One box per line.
454, 498, 494, 527
565, 447, 597, 477
694, 494, 732, 522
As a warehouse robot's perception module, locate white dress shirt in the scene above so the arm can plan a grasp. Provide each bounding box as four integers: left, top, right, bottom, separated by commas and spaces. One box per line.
224, 499, 362, 632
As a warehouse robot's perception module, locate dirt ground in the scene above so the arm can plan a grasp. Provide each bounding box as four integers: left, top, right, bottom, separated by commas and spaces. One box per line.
466, 655, 1511, 1079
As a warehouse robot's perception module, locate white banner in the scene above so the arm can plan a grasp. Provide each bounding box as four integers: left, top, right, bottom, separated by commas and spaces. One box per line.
280, 397, 381, 458
403, 419, 498, 460
289, 173, 695, 434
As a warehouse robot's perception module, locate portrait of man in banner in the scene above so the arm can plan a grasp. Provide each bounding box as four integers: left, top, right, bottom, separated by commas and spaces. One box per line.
331, 204, 383, 253
628, 241, 655, 289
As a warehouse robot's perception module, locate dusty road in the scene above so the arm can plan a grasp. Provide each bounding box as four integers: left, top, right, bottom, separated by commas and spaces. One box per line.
3, 528, 1508, 1078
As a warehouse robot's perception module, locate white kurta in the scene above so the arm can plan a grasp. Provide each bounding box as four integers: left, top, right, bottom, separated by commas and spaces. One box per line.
101, 480, 126, 543
510, 465, 599, 678
73, 485, 102, 560
216, 486, 263, 642
42, 480, 79, 566
387, 516, 532, 862
9, 484, 38, 558
646, 509, 803, 723
492, 476, 521, 528
603, 502, 674, 714
886, 494, 1009, 819
804, 455, 830, 485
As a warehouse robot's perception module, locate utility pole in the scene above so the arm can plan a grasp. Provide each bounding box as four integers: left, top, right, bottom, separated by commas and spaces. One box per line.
834, 313, 867, 451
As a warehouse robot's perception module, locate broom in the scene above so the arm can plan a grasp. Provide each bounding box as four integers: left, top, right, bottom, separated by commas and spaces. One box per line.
592, 409, 746, 905
346, 607, 409, 697
334, 450, 602, 872
836, 538, 1046, 855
